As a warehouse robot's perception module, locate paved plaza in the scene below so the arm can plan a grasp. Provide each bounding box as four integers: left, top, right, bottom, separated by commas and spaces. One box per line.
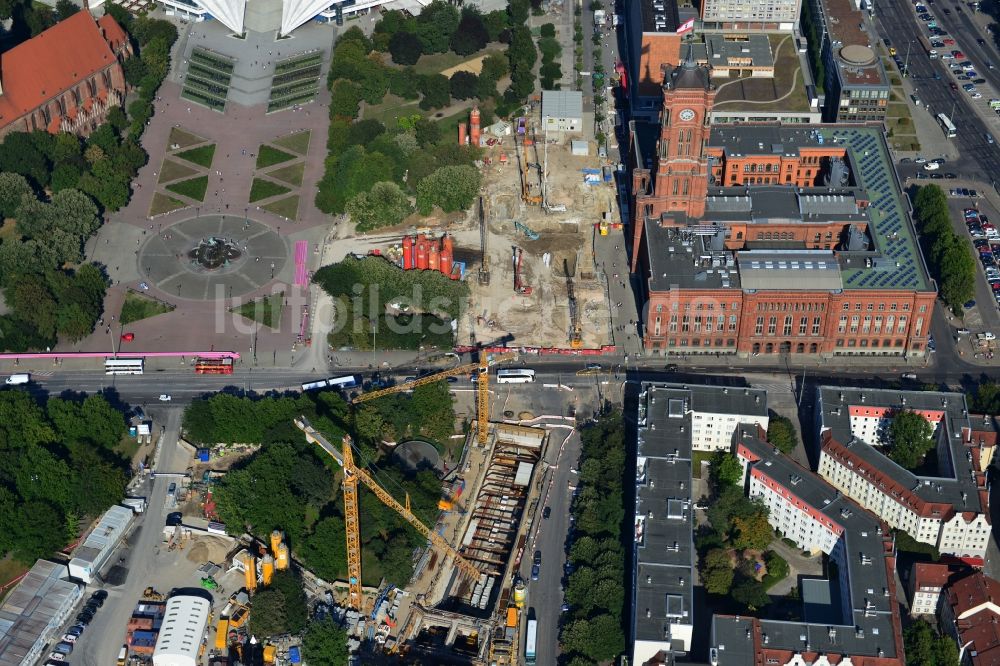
138, 215, 290, 300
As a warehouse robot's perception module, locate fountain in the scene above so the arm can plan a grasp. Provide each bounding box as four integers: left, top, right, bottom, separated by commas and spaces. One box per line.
188, 236, 242, 270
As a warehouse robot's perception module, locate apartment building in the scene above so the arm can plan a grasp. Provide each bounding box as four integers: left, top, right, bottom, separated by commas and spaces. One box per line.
942, 572, 1000, 666
816, 387, 991, 559
715, 427, 904, 666
908, 562, 963, 618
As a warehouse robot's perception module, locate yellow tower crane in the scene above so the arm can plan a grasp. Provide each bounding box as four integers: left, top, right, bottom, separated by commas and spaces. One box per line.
351, 351, 517, 446
311, 432, 481, 610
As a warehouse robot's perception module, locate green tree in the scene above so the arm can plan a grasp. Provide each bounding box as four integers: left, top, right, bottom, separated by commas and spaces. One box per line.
418, 73, 451, 110
887, 410, 934, 469
732, 577, 770, 610
9, 500, 65, 563
409, 380, 455, 443
701, 548, 735, 594
766, 414, 798, 454
709, 451, 743, 488
482, 9, 509, 41
303, 618, 350, 666
414, 117, 442, 146
449, 71, 480, 100
271, 569, 308, 632
971, 381, 1000, 415
730, 512, 774, 551
55, 0, 79, 18
0, 172, 31, 218
388, 30, 423, 65
347, 181, 413, 232
416, 164, 481, 214
329, 80, 363, 118
508, 0, 530, 24
300, 515, 348, 582
414, 0, 460, 54
560, 614, 624, 663
450, 11, 489, 55
246, 588, 287, 636
904, 619, 960, 666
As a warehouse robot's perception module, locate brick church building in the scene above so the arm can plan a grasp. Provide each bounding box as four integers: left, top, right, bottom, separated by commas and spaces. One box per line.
0, 11, 132, 138
627, 60, 937, 359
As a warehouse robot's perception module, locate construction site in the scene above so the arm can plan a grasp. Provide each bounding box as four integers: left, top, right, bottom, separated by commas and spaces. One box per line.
340, 100, 620, 352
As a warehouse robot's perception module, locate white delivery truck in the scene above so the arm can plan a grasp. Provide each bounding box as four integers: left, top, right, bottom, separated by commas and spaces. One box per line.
5, 374, 29, 385
121, 497, 147, 513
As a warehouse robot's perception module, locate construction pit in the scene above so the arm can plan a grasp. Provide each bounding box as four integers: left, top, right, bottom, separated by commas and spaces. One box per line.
463, 114, 618, 350
352, 108, 619, 352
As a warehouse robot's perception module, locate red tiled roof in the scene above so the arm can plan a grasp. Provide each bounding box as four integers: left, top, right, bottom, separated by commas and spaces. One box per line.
913, 562, 955, 589
0, 12, 122, 123
948, 572, 1000, 617
97, 14, 129, 51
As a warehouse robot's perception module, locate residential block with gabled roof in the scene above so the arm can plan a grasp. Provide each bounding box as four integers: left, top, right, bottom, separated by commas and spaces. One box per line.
0, 11, 131, 138
942, 571, 1000, 666
816, 387, 992, 559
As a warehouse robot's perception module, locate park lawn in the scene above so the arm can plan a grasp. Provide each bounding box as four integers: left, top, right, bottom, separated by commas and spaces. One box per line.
168, 126, 206, 149
0, 219, 18, 241
249, 178, 291, 203
166, 176, 209, 201
233, 291, 285, 328
120, 290, 175, 325
363, 93, 421, 127
0, 556, 28, 604
256, 144, 297, 168
413, 45, 504, 76
149, 192, 188, 216
175, 144, 217, 168
158, 158, 199, 183
267, 162, 304, 186
273, 130, 311, 155
261, 194, 300, 219
113, 432, 140, 463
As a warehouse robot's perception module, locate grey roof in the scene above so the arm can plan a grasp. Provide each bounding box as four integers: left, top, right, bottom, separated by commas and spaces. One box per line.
639, 0, 680, 33
639, 125, 932, 293
704, 34, 774, 68
541, 90, 583, 120
0, 560, 82, 666
633, 384, 697, 655
666, 60, 712, 91
736, 250, 844, 291
816, 386, 985, 514
712, 429, 902, 666
632, 384, 769, 661
801, 578, 842, 624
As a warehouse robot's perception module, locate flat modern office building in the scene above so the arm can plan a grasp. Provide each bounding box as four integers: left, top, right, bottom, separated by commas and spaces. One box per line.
816, 387, 992, 559
714, 427, 905, 666
700, 0, 802, 30
627, 59, 936, 359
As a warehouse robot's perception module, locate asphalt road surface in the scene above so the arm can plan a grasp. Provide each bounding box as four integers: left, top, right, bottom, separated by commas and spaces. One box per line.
877, 0, 1000, 176
68, 408, 187, 666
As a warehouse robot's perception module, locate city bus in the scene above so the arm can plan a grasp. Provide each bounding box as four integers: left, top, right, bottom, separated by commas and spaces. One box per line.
105, 358, 144, 375
194, 358, 234, 375
524, 619, 537, 666
496, 368, 536, 384
937, 112, 957, 138
326, 375, 359, 389
301, 375, 360, 391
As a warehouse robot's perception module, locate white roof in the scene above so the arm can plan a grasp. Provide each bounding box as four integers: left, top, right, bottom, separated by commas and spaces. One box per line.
0, 560, 80, 666
153, 595, 211, 666
68, 504, 134, 573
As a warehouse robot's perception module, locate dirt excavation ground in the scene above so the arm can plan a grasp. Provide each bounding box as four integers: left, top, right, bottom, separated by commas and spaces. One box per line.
322, 114, 619, 350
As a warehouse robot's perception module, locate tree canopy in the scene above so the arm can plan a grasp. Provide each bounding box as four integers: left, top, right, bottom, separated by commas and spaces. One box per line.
560, 414, 626, 663
0, 390, 129, 563
766, 414, 799, 455
904, 619, 960, 666
912, 185, 976, 313
886, 410, 935, 470
709, 451, 743, 488
303, 617, 350, 666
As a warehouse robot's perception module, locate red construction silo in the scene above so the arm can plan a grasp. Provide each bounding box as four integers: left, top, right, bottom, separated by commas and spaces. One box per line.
458, 122, 467, 146
415, 235, 429, 270
470, 107, 481, 147
402, 235, 413, 269
439, 243, 452, 278
428, 240, 440, 272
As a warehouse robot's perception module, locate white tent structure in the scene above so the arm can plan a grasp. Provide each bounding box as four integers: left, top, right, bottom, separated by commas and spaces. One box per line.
198, 0, 247, 33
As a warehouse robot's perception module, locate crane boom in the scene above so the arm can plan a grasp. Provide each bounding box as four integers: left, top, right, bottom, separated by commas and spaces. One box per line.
351, 362, 480, 404
341, 438, 363, 608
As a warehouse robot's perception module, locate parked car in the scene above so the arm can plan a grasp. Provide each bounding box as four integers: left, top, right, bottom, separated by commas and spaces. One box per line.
957, 328, 971, 335
530, 564, 540, 580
